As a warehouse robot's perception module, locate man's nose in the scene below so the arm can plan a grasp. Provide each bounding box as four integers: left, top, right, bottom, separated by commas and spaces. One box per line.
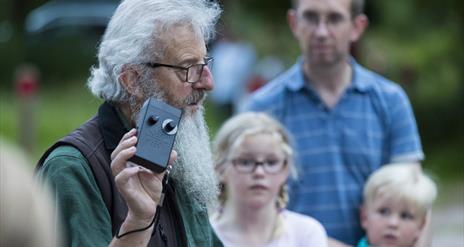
314, 21, 329, 37
192, 66, 214, 91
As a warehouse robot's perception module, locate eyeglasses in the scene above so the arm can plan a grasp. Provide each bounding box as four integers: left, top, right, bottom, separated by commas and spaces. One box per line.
298, 11, 348, 30
143, 57, 213, 83
231, 158, 287, 174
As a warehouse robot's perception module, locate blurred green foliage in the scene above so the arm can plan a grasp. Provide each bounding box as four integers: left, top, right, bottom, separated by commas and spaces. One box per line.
0, 80, 103, 158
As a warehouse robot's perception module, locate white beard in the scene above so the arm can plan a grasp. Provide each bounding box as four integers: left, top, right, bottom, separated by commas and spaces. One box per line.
170, 107, 218, 208
129, 76, 218, 208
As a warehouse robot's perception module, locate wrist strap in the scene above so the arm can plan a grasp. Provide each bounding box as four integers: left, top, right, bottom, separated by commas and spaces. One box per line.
116, 165, 172, 239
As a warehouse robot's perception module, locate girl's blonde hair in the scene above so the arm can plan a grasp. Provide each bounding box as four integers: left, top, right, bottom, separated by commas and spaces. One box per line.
212, 112, 296, 209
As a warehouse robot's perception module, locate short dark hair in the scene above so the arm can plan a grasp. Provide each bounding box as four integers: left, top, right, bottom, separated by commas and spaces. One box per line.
291, 0, 365, 18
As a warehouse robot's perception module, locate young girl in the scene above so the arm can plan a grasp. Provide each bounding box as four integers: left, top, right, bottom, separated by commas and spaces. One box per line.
358, 164, 437, 247
210, 112, 327, 247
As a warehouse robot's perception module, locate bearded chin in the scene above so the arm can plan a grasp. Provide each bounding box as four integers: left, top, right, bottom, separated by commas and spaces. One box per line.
170, 107, 219, 208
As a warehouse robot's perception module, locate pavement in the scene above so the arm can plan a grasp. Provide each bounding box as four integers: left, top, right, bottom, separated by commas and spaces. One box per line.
431, 182, 464, 246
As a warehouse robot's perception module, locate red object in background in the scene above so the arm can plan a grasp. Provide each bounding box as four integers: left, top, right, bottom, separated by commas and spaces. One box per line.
15, 65, 40, 98
14, 64, 40, 155
247, 75, 266, 93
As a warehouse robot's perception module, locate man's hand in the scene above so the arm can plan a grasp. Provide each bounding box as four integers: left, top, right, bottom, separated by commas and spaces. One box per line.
110, 128, 177, 229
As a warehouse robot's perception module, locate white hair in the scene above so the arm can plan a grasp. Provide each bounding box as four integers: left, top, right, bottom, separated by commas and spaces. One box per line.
87, 0, 221, 102
363, 164, 438, 216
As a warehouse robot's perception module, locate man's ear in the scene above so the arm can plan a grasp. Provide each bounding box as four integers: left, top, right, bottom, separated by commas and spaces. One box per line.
350, 14, 369, 42
119, 65, 142, 99
287, 9, 299, 39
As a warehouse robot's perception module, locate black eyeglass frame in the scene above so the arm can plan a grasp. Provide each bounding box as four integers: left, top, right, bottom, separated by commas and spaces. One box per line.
231, 158, 288, 174
143, 57, 213, 84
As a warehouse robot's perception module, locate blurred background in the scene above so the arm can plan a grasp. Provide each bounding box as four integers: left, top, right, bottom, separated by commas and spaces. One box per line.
0, 0, 462, 245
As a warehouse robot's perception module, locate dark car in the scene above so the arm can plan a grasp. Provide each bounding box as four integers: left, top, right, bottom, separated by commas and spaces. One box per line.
24, 0, 119, 81
25, 0, 118, 34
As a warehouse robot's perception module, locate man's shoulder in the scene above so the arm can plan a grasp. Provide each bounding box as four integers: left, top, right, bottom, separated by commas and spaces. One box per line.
40, 145, 91, 177
38, 145, 113, 246
48, 145, 84, 157
356, 63, 407, 96
246, 66, 297, 111
251, 77, 287, 101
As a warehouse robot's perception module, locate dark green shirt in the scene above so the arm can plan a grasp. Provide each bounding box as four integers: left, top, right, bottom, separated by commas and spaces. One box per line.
38, 146, 112, 246
38, 145, 222, 247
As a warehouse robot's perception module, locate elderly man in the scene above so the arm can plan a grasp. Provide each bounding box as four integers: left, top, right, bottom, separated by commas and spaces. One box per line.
244, 0, 424, 246
36, 0, 223, 246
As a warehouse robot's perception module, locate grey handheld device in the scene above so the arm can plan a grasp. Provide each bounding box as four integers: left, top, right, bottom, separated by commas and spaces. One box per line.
129, 97, 182, 173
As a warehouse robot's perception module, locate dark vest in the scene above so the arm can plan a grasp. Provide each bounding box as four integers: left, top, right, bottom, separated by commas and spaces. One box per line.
37, 102, 187, 247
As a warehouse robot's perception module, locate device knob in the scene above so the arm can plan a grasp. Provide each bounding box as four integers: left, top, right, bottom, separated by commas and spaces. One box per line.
162, 119, 178, 135
148, 115, 160, 125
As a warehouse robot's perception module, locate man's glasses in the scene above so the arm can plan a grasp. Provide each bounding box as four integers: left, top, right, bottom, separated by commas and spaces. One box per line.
231, 158, 287, 174
144, 57, 213, 84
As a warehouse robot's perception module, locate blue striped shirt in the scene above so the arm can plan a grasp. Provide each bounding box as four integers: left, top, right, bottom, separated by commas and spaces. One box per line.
244, 58, 423, 245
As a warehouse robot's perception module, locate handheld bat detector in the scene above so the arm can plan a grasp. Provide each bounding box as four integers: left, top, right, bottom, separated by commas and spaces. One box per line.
129, 97, 182, 173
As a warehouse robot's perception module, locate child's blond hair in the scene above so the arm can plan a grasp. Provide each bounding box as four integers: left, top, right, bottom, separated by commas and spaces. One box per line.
363, 164, 437, 216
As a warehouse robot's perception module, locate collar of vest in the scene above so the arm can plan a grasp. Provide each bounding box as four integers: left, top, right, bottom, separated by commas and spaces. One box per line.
98, 102, 130, 151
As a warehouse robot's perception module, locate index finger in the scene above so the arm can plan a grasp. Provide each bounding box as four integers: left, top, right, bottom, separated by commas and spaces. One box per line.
168, 150, 178, 167
111, 128, 137, 160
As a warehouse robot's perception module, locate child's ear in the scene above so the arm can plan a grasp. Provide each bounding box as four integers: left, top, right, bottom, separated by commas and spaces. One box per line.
413, 210, 432, 246
418, 210, 431, 231
360, 204, 368, 230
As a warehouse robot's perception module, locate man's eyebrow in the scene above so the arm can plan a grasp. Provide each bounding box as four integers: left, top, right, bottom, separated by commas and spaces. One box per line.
178, 57, 202, 66
301, 9, 317, 16
178, 56, 208, 66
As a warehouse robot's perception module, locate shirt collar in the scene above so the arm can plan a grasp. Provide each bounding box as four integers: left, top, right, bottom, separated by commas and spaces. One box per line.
285, 57, 374, 93
357, 236, 372, 247
286, 57, 307, 92
98, 101, 130, 151
349, 57, 374, 93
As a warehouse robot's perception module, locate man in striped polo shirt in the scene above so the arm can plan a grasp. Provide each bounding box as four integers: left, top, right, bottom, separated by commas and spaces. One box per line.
244, 0, 424, 246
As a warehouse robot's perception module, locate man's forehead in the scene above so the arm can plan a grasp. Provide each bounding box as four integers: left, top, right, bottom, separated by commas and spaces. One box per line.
159, 24, 207, 63
297, 0, 351, 14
